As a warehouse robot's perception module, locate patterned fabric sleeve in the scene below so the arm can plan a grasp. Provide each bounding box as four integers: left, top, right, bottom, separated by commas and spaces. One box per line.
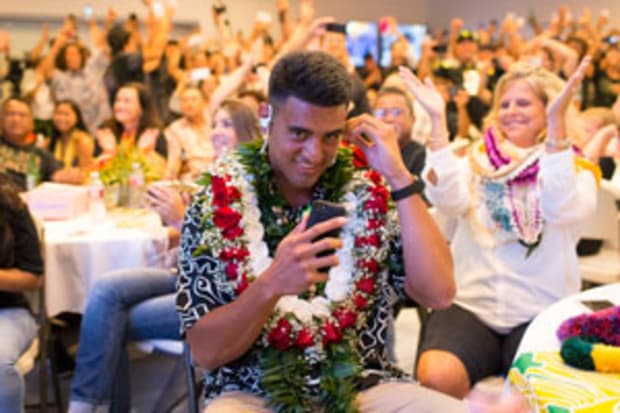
175, 191, 235, 334
384, 207, 409, 302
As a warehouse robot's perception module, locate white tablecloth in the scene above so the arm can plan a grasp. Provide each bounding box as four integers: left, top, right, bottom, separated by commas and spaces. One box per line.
44, 208, 169, 317
514, 283, 620, 359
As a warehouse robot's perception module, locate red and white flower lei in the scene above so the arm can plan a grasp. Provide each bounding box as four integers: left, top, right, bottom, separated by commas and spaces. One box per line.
198, 152, 394, 356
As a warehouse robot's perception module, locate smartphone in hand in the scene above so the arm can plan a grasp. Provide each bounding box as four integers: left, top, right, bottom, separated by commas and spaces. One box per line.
306, 200, 346, 272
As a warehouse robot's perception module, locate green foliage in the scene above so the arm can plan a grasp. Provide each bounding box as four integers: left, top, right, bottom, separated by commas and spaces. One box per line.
98, 149, 160, 186
259, 347, 313, 413
238, 139, 354, 255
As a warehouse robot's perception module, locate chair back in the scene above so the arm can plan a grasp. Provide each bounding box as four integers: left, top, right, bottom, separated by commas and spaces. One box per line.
578, 180, 619, 249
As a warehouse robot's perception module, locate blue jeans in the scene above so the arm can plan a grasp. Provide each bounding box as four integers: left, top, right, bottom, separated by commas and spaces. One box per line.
0, 307, 37, 413
69, 268, 180, 412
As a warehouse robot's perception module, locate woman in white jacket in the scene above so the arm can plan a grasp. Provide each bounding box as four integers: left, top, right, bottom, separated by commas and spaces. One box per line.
399, 58, 600, 398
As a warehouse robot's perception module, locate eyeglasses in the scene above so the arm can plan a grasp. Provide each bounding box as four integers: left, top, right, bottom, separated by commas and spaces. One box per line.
373, 107, 405, 118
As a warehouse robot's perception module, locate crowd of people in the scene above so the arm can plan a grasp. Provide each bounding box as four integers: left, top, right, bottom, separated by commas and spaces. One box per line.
0, 1, 619, 412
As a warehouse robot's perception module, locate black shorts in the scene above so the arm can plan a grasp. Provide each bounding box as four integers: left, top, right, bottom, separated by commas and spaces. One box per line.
418, 304, 529, 385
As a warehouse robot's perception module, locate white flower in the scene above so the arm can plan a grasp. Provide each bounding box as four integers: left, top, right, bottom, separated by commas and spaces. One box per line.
309, 297, 331, 318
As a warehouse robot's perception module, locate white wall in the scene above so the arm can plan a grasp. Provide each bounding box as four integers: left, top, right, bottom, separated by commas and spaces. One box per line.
0, 0, 428, 56
426, 0, 620, 32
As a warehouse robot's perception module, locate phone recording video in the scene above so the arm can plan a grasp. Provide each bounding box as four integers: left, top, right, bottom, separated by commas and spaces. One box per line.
325, 22, 347, 34
306, 200, 346, 273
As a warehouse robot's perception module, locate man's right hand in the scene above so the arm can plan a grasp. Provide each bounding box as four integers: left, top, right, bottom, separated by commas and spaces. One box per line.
261, 215, 346, 297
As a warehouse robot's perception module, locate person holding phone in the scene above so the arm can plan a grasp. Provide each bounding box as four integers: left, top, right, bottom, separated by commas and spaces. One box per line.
177, 51, 466, 412
400, 57, 600, 399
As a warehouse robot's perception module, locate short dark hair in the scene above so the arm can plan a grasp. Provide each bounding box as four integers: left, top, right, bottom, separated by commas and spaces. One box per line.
268, 51, 352, 110
375, 86, 414, 116
2, 96, 31, 113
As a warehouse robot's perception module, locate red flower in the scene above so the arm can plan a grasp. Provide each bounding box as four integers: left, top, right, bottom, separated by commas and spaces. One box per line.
226, 186, 242, 203
365, 170, 383, 185
365, 198, 388, 213
355, 234, 381, 248
224, 262, 238, 280
367, 218, 385, 230
235, 273, 249, 295
219, 247, 249, 261
212, 175, 242, 206
358, 259, 380, 273
211, 176, 228, 207
333, 307, 357, 329
214, 207, 242, 230
369, 186, 389, 203
355, 277, 376, 294
294, 327, 315, 349
352, 147, 368, 169
322, 321, 343, 347
222, 226, 244, 240
353, 293, 368, 310
268, 318, 292, 351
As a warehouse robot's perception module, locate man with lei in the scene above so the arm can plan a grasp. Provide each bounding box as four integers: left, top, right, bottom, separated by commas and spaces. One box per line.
399, 58, 601, 400
175, 51, 463, 412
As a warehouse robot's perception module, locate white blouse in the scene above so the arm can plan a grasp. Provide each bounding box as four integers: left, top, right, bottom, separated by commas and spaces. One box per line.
423, 146, 598, 333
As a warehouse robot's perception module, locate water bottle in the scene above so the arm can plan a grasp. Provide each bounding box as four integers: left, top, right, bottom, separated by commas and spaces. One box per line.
127, 162, 145, 208
26, 153, 39, 191
88, 171, 106, 221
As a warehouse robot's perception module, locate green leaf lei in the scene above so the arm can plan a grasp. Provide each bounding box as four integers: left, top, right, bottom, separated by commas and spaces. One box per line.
237, 139, 354, 255
237, 140, 362, 412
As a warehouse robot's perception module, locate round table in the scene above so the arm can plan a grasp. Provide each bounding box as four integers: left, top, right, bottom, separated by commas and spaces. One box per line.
510, 283, 620, 412
514, 283, 620, 358
43, 208, 169, 317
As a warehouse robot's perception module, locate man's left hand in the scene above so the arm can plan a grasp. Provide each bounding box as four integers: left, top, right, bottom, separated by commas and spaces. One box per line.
346, 114, 410, 186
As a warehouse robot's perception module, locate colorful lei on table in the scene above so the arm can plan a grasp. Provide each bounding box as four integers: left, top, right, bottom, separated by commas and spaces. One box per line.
557, 305, 620, 373
193, 140, 395, 412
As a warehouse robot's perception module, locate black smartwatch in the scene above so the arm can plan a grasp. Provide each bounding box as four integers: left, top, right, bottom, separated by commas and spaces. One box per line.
390, 176, 424, 201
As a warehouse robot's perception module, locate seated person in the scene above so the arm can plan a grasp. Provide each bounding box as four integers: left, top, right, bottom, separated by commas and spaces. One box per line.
400, 58, 599, 398
0, 97, 83, 190
164, 84, 214, 181
67, 103, 260, 412
67, 188, 185, 413
211, 99, 261, 159
176, 51, 464, 412
95, 83, 168, 177
0, 173, 43, 412
48, 99, 94, 169
372, 86, 426, 178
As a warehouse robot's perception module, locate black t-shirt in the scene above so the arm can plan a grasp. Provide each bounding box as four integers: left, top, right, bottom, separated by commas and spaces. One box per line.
0, 137, 63, 191
0, 205, 43, 310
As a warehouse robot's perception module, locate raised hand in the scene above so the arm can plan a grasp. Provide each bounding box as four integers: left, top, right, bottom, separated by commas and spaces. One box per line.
399, 66, 449, 150
95, 128, 117, 155
137, 128, 159, 152
546, 56, 591, 144
399, 66, 445, 120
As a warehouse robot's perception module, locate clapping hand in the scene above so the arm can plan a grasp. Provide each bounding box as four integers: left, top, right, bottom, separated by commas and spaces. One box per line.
137, 128, 159, 152
546, 56, 591, 145
399, 66, 449, 149
95, 128, 117, 155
